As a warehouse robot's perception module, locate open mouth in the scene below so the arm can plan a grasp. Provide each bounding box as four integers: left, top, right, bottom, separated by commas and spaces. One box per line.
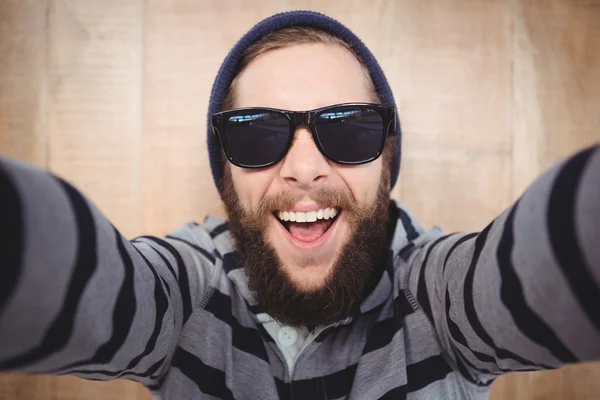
274, 207, 341, 243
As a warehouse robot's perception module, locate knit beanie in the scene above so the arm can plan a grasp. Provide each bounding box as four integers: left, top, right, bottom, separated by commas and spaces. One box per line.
207, 10, 402, 191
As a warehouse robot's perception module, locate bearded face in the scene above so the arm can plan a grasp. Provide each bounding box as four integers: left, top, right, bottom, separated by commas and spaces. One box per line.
220, 42, 394, 327
221, 159, 392, 327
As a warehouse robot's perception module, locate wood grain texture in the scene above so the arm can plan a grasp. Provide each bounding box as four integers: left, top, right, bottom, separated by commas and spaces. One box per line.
47, 0, 143, 238
0, 0, 598, 398
511, 0, 600, 199
0, 0, 47, 166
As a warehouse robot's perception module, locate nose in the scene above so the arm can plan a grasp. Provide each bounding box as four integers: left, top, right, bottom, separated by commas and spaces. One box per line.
279, 126, 332, 189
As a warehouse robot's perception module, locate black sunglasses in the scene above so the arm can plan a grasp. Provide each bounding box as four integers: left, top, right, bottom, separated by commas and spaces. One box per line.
211, 102, 396, 169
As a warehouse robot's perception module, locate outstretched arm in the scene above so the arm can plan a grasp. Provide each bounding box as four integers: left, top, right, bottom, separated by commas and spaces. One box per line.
407, 144, 600, 384
0, 157, 216, 387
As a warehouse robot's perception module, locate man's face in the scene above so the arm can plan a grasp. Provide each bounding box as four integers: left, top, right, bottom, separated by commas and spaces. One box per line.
222, 43, 391, 326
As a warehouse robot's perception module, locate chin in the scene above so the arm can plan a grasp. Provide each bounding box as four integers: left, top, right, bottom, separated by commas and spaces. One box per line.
283, 261, 335, 293
268, 216, 346, 292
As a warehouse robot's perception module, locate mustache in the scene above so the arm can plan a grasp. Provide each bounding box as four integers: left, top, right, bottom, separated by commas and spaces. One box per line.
239, 187, 368, 231
253, 188, 362, 217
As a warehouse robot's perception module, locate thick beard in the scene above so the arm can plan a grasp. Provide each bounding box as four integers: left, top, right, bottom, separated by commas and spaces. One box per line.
221, 165, 391, 328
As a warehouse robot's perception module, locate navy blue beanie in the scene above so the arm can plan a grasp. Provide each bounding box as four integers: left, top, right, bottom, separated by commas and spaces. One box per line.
207, 10, 402, 191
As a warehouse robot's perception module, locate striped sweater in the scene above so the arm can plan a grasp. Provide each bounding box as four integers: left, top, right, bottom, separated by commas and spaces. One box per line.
0, 145, 599, 399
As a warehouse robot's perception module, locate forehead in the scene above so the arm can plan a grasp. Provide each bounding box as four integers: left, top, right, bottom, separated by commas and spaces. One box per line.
233, 43, 373, 111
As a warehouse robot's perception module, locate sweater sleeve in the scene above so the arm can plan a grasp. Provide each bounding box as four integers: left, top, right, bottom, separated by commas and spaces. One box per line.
407, 144, 600, 385
0, 156, 216, 387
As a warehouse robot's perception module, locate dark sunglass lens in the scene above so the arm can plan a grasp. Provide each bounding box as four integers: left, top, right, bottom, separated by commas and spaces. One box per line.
315, 106, 385, 163
224, 111, 290, 166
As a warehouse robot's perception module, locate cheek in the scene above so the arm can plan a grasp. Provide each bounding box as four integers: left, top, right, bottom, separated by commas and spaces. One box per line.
337, 161, 383, 204
231, 167, 277, 210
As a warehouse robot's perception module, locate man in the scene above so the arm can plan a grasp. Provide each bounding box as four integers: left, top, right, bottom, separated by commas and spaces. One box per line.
0, 10, 598, 400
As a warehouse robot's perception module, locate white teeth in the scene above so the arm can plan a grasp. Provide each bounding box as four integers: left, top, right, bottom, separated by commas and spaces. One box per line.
295, 212, 307, 222
276, 207, 339, 223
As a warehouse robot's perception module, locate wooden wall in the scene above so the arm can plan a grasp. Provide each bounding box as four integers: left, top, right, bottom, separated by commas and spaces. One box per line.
1, 0, 599, 398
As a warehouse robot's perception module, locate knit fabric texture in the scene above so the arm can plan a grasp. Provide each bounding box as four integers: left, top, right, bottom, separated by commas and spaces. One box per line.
206, 10, 402, 191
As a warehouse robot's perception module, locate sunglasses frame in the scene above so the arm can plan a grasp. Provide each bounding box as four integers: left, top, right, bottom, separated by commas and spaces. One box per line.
211, 102, 397, 169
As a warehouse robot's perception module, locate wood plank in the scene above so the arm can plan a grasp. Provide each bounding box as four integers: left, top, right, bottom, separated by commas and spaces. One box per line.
491, 362, 600, 400
511, 0, 600, 198
0, 373, 55, 400
54, 376, 150, 400
47, 0, 143, 238
0, 0, 47, 165
0, 0, 52, 397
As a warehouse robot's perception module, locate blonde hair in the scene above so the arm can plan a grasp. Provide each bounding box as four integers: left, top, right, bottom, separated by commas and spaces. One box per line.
222, 26, 380, 110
